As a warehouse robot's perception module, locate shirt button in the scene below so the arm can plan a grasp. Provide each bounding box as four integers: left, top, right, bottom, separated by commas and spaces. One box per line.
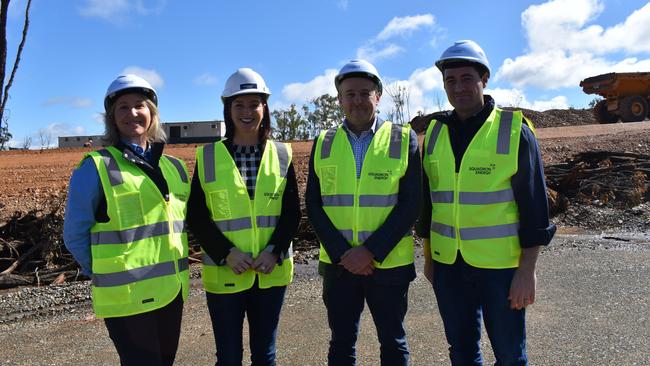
165, 194, 170, 200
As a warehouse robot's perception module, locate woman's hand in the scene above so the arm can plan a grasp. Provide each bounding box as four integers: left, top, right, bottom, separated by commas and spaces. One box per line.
252, 251, 279, 274
226, 247, 254, 274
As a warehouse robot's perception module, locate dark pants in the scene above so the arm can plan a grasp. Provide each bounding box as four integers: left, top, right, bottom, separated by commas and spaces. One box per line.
205, 282, 287, 366
432, 256, 528, 366
104, 290, 184, 366
322, 272, 410, 366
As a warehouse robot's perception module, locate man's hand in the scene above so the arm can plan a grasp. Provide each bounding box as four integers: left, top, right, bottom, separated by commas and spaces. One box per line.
252, 251, 279, 274
340, 247, 375, 275
508, 246, 540, 310
508, 266, 536, 309
225, 247, 253, 275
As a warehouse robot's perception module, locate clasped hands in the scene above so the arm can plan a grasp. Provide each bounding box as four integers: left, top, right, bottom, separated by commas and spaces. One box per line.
339, 246, 375, 275
226, 247, 278, 275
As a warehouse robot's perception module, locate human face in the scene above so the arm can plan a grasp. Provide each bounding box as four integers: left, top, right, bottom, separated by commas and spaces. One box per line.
230, 94, 265, 143
443, 66, 488, 121
113, 93, 151, 146
337, 77, 380, 133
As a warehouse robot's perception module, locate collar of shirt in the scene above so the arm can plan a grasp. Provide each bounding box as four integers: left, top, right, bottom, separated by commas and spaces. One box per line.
121, 139, 152, 163
448, 95, 495, 134
233, 143, 262, 155
342, 116, 380, 139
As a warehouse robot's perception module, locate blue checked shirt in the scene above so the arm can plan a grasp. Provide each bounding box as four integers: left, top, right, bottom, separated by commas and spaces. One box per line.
342, 117, 382, 178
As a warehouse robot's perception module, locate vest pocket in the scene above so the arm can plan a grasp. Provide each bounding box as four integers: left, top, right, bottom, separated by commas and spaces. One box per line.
115, 192, 144, 228
320, 166, 338, 195
429, 160, 440, 188
209, 190, 231, 219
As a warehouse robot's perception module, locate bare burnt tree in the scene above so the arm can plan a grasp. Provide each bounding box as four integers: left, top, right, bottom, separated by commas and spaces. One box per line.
0, 0, 32, 150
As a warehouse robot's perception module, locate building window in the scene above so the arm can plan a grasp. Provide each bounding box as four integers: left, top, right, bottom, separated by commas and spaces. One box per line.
76, 137, 80, 141
183, 126, 188, 130
211, 124, 216, 128
65, 138, 69, 142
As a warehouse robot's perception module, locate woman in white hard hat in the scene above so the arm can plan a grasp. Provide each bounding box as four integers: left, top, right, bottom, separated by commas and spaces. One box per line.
187, 68, 300, 365
63, 74, 190, 366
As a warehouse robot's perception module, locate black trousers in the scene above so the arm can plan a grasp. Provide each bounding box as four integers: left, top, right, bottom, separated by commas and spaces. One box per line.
104, 290, 184, 366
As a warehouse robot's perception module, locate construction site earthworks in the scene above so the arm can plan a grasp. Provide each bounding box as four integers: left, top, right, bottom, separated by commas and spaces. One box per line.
1, 108, 649, 365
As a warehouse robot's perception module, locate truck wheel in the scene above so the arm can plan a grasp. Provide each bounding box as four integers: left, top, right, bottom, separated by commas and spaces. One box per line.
593, 100, 619, 123
620, 95, 648, 122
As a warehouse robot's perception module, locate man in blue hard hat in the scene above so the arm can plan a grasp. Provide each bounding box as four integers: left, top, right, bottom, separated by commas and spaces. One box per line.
416, 40, 556, 365
306, 59, 421, 366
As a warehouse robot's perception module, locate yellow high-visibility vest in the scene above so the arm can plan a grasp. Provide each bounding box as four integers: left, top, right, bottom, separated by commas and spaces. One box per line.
314, 121, 414, 268
196, 140, 293, 294
423, 108, 524, 269
86, 146, 190, 318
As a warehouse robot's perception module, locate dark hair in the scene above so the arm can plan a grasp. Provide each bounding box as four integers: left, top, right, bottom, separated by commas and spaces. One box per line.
223, 94, 271, 143
441, 60, 489, 79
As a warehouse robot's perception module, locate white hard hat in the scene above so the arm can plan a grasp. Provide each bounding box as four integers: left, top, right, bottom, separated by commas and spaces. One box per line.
435, 40, 491, 77
335, 59, 383, 95
221, 68, 271, 101
104, 74, 157, 111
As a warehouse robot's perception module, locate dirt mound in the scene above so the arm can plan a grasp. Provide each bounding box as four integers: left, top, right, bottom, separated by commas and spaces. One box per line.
506, 107, 596, 128
410, 107, 597, 133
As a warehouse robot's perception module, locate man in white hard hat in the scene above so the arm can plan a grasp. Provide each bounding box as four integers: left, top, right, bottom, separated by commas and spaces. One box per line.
416, 40, 556, 365
306, 59, 421, 365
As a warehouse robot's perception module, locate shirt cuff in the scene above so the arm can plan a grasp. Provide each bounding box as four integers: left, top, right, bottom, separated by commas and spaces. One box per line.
519, 224, 557, 248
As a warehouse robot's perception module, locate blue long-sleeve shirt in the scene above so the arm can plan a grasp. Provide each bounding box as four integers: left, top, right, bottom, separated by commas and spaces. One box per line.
63, 158, 101, 276
415, 96, 556, 247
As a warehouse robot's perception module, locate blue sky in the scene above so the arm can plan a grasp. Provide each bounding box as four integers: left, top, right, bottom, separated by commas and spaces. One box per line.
3, 0, 650, 147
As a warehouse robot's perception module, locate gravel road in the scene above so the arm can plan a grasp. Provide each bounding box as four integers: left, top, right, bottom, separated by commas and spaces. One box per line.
1, 232, 649, 365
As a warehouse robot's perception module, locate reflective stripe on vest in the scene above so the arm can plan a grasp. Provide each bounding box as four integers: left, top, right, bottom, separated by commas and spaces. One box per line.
97, 149, 188, 186
322, 194, 398, 207
426, 111, 515, 157
91, 220, 186, 245
424, 109, 522, 269
320, 124, 404, 161
93, 257, 189, 287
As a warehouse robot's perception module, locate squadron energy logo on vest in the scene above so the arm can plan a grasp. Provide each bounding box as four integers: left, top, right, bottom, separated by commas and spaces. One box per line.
263, 191, 282, 200
468, 163, 495, 175
368, 169, 392, 181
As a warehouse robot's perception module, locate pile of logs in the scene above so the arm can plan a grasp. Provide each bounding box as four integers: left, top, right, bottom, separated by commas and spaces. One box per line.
545, 151, 650, 213
0, 194, 78, 288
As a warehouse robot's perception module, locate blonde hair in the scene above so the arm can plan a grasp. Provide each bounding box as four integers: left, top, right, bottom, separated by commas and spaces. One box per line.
102, 98, 166, 145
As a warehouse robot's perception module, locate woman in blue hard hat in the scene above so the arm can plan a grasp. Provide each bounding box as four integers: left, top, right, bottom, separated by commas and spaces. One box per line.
187, 68, 301, 366
63, 74, 191, 366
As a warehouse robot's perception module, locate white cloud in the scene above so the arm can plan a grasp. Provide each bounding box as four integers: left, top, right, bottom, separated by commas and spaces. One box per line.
79, 0, 166, 22
488, 87, 568, 111
121, 66, 164, 89
194, 73, 218, 86
31, 123, 87, 148
356, 44, 404, 63
93, 113, 105, 124
355, 13, 436, 62
380, 65, 445, 118
43, 96, 92, 108
79, 0, 129, 19
376, 14, 435, 41
497, 50, 650, 89
281, 69, 339, 103
496, 0, 650, 89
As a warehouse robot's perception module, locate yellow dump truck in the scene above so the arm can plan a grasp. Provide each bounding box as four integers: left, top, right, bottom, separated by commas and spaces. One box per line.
580, 72, 650, 123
